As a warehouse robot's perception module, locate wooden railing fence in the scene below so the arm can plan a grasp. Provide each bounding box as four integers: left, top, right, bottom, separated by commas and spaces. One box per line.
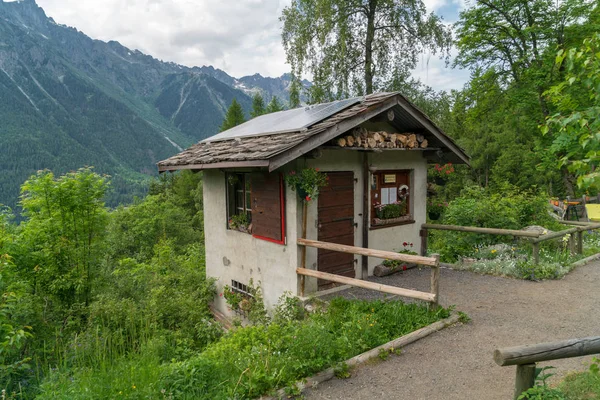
296, 238, 441, 306
494, 336, 600, 399
421, 222, 600, 265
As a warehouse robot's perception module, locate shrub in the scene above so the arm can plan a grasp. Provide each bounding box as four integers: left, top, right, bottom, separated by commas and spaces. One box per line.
430, 185, 561, 262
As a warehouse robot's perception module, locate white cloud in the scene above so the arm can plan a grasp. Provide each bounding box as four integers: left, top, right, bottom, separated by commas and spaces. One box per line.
35, 0, 468, 91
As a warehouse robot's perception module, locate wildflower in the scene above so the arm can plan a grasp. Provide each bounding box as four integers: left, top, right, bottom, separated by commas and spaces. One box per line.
219, 293, 223, 297
402, 265, 407, 271
370, 323, 373, 327
491, 249, 497, 254
305, 195, 311, 201
132, 385, 136, 390
403, 241, 408, 246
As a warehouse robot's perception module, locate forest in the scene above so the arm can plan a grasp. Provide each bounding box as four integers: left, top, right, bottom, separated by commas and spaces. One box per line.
1, 0, 600, 398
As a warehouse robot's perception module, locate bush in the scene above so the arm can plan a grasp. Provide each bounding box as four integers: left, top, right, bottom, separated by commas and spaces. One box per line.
430, 185, 561, 262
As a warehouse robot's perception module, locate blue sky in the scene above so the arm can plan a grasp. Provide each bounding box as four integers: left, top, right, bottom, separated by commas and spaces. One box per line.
30, 0, 471, 92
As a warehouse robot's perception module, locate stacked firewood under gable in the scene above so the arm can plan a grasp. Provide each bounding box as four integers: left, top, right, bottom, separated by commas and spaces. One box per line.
333, 127, 429, 149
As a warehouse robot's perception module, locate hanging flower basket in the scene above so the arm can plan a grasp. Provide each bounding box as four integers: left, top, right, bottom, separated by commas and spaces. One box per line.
285, 168, 329, 202
434, 176, 446, 186
428, 211, 441, 220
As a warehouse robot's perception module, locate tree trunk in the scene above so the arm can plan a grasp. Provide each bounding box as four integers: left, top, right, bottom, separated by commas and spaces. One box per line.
562, 168, 576, 197
364, 0, 378, 94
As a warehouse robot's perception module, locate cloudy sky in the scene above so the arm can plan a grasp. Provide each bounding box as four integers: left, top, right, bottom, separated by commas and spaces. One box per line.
32, 0, 470, 91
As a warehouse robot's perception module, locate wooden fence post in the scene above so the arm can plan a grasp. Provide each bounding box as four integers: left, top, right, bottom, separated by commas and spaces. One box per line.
514, 363, 536, 399
569, 233, 576, 255
430, 253, 440, 307
532, 243, 540, 265
420, 228, 428, 256
577, 230, 583, 255
300, 201, 308, 297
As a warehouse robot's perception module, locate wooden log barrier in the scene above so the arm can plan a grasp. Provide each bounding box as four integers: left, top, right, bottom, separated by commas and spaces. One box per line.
421, 223, 541, 238
296, 267, 436, 302
494, 336, 600, 366
297, 238, 439, 267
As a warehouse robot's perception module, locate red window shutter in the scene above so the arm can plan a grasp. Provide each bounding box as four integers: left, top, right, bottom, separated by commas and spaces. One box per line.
251, 173, 285, 244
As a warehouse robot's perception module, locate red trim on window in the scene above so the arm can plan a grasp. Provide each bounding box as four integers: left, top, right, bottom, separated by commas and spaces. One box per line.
253, 174, 286, 245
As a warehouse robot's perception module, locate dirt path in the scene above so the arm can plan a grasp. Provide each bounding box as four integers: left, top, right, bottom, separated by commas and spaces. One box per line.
305, 262, 600, 400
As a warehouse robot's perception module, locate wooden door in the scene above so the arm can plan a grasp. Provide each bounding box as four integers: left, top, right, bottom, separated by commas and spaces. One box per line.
317, 171, 355, 287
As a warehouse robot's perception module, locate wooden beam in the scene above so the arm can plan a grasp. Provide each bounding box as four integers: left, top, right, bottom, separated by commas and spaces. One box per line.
297, 238, 438, 267
268, 97, 400, 172
559, 220, 595, 226
158, 160, 269, 172
422, 223, 540, 238
531, 227, 580, 243
430, 254, 440, 307
494, 336, 600, 366
362, 153, 370, 279
296, 267, 436, 302
319, 146, 442, 151
300, 201, 308, 297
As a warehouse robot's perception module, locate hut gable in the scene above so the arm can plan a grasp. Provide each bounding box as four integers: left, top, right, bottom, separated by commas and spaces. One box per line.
157, 92, 469, 172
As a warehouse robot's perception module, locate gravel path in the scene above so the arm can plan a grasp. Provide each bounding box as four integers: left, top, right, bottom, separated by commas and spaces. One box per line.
305, 262, 600, 400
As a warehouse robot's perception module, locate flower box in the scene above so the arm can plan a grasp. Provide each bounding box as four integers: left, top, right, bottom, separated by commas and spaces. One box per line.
373, 262, 417, 277
373, 215, 412, 226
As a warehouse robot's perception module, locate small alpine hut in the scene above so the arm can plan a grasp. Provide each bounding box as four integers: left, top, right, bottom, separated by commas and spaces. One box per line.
158, 92, 469, 315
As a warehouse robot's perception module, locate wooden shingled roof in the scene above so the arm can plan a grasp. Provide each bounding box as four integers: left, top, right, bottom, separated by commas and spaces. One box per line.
157, 92, 469, 172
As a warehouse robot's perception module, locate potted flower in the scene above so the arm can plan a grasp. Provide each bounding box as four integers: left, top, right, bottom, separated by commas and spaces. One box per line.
373, 198, 410, 225
430, 163, 454, 185
373, 242, 418, 277
285, 167, 329, 202
427, 198, 448, 220
229, 213, 250, 233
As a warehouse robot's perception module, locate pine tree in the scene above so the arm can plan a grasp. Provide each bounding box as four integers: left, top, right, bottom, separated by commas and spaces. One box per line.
220, 98, 246, 131
266, 96, 284, 114
250, 93, 266, 118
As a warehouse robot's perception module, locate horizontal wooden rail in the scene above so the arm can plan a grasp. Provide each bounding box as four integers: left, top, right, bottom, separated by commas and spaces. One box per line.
494, 336, 600, 366
531, 227, 580, 243
297, 238, 438, 267
421, 223, 540, 238
559, 220, 597, 226
296, 267, 436, 302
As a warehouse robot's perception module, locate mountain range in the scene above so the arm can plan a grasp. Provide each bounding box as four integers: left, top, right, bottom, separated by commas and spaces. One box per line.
0, 0, 306, 210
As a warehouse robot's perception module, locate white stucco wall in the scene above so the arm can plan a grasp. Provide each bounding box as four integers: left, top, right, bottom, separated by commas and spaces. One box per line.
203, 169, 299, 315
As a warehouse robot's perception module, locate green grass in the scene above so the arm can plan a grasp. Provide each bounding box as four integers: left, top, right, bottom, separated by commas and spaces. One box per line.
518, 360, 600, 399
37, 298, 451, 400
559, 358, 600, 399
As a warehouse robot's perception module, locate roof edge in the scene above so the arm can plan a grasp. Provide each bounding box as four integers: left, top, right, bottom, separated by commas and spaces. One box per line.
158, 160, 269, 172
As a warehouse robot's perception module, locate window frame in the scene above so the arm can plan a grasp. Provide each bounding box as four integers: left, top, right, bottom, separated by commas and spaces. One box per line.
225, 172, 286, 244
226, 172, 252, 233
370, 169, 414, 229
